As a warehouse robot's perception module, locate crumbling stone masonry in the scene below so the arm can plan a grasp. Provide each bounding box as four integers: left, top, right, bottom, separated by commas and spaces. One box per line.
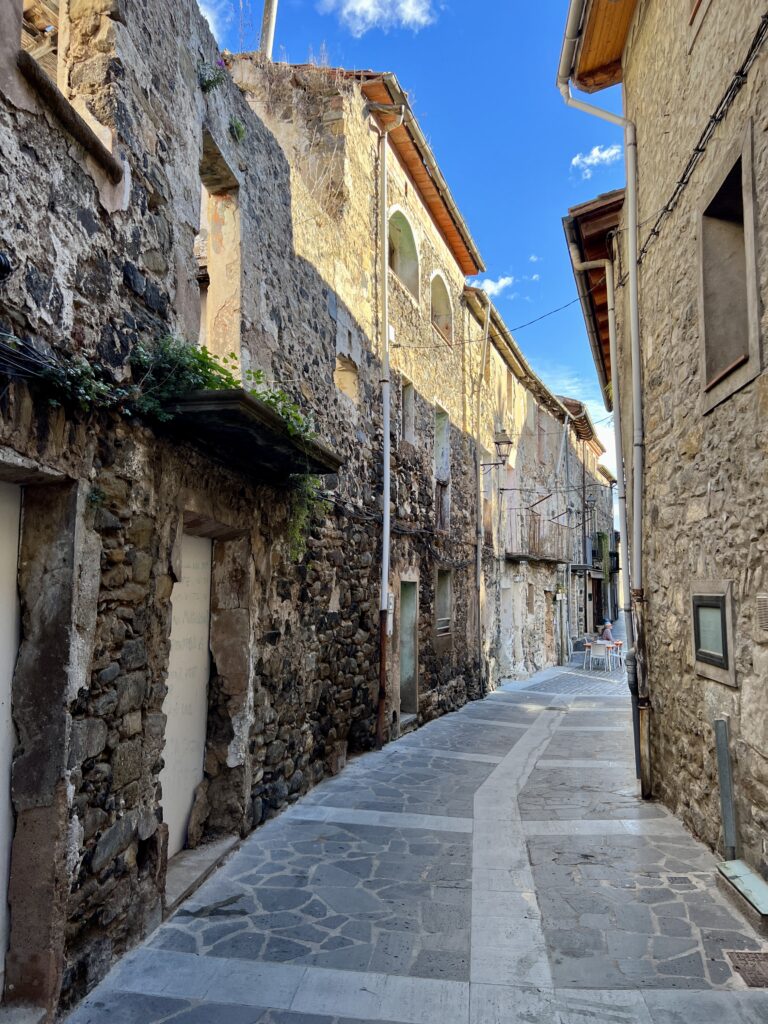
0, 2, 612, 1018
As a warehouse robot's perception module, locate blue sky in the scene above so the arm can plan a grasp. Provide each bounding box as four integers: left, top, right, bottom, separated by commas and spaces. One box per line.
199, 0, 625, 469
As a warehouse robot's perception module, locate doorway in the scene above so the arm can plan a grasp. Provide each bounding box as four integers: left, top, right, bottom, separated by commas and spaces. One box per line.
544, 592, 556, 664
160, 534, 213, 858
399, 581, 418, 717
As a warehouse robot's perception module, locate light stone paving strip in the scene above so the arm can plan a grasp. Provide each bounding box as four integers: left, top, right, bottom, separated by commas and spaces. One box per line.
64, 666, 768, 1024
470, 703, 565, 999
387, 747, 503, 765
285, 804, 474, 834
537, 759, 626, 769
94, 948, 470, 1024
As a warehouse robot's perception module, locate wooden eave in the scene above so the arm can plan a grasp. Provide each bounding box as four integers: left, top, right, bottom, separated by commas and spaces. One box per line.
359, 78, 484, 276
558, 396, 605, 453
573, 0, 638, 93
564, 189, 625, 412
160, 389, 342, 484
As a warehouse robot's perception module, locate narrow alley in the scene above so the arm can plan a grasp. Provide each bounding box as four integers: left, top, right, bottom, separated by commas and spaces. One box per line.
65, 661, 768, 1024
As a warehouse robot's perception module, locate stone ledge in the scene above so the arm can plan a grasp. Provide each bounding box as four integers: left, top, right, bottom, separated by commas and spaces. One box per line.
717, 859, 768, 938
164, 835, 240, 915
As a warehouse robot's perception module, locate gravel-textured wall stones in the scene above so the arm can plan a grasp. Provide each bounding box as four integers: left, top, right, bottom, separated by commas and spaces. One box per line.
614, 0, 768, 876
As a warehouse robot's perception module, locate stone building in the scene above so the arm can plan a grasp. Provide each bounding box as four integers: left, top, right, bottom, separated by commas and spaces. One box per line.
0, 1, 607, 1017
230, 56, 616, 685
560, 0, 768, 888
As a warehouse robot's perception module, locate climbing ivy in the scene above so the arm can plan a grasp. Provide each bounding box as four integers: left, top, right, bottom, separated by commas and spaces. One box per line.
286, 474, 329, 562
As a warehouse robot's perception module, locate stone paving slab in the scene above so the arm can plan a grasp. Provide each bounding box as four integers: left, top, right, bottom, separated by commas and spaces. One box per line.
531, 831, 762, 990
151, 817, 473, 981
64, 665, 768, 1023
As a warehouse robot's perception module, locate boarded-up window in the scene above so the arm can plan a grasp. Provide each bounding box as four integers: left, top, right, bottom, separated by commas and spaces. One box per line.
431, 274, 452, 343
434, 409, 450, 483
701, 158, 749, 391
402, 380, 415, 444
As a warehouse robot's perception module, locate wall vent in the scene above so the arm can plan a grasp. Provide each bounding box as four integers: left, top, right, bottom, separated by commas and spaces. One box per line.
757, 593, 768, 633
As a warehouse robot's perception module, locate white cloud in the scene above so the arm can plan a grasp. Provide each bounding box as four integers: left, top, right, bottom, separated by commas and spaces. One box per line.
318, 0, 435, 36
477, 274, 515, 298
529, 254, 541, 263
198, 0, 234, 41
530, 273, 540, 282
571, 143, 622, 180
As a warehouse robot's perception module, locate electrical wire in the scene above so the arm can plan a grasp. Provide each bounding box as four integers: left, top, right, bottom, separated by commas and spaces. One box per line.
635, 12, 768, 267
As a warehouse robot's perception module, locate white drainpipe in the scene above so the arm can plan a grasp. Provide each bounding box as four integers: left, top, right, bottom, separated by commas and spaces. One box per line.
475, 292, 492, 693
558, 0, 649, 796
259, 0, 278, 60
567, 245, 640, 776
369, 104, 405, 749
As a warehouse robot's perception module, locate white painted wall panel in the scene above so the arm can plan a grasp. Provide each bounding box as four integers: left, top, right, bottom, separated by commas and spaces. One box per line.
160, 534, 212, 858
0, 483, 20, 986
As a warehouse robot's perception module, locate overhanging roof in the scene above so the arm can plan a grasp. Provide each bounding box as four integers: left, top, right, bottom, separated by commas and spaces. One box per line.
563, 189, 625, 412
564, 0, 639, 93
275, 65, 485, 276
161, 389, 342, 483
558, 396, 605, 454
359, 73, 484, 276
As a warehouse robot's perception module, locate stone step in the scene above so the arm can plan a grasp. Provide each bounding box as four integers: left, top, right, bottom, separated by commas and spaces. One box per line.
717, 859, 768, 937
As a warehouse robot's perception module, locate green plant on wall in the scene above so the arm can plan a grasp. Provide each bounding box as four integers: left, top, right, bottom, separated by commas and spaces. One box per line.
287, 474, 329, 561
198, 59, 228, 93
229, 116, 246, 143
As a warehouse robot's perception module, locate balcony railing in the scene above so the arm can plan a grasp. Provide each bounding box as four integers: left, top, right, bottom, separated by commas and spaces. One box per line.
505, 510, 572, 564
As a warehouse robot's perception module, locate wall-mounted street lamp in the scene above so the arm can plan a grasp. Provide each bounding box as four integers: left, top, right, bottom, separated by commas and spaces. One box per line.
481, 430, 514, 468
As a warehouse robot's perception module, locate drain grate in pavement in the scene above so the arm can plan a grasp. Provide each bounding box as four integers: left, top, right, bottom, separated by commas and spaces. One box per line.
726, 950, 768, 986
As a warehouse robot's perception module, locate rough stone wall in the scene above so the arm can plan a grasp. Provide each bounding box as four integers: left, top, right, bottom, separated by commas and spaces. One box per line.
617, 0, 768, 874
233, 59, 485, 723
0, 0, 386, 1013
0, 4, 619, 1015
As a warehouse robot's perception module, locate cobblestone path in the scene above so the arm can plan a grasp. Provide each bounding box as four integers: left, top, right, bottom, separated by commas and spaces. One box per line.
67, 667, 768, 1023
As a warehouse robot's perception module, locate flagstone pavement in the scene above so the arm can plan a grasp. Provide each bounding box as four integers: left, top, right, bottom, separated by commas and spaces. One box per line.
65, 664, 768, 1023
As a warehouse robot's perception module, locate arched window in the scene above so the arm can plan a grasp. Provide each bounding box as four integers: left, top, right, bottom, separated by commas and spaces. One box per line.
430, 274, 452, 343
388, 211, 419, 299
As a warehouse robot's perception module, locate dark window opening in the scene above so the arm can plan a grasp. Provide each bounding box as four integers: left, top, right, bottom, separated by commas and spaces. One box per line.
701, 158, 749, 391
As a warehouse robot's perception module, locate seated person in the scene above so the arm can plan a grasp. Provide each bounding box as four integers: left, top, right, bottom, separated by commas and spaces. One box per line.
600, 620, 615, 642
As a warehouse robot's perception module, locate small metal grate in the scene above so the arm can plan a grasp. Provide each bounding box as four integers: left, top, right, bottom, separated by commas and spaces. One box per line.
726, 950, 768, 987
757, 594, 768, 632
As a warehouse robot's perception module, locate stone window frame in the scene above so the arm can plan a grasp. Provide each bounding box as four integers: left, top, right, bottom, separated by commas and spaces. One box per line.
434, 568, 453, 652
697, 121, 761, 415
690, 579, 737, 688
400, 376, 416, 446
10, 0, 124, 193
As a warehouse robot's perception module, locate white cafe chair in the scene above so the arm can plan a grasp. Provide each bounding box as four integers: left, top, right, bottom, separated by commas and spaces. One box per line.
589, 641, 610, 672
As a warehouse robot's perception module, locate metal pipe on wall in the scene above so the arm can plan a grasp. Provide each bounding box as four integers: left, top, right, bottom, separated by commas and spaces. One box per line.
475, 292, 492, 695
259, 0, 278, 60
370, 103, 404, 750
566, 242, 640, 777
558, 0, 650, 796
